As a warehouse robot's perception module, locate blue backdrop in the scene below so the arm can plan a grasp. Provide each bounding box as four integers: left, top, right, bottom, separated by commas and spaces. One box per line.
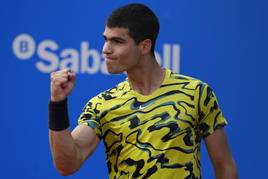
1, 0, 267, 178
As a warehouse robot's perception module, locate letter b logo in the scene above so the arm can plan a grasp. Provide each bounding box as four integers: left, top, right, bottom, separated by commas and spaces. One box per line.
12, 34, 36, 60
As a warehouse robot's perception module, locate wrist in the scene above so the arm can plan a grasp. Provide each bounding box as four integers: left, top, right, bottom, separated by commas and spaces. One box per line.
50, 98, 67, 104
50, 96, 66, 103
48, 98, 70, 131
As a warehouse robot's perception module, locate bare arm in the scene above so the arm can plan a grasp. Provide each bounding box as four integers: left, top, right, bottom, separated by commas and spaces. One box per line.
49, 69, 99, 176
49, 125, 99, 176
204, 128, 238, 179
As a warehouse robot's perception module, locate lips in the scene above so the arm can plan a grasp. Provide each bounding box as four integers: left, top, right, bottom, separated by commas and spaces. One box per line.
104, 56, 117, 61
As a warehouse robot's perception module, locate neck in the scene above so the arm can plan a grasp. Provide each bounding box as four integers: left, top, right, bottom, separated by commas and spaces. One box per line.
126, 57, 165, 96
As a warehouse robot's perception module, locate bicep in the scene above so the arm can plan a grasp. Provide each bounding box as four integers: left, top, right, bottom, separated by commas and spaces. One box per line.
71, 125, 100, 162
204, 128, 233, 166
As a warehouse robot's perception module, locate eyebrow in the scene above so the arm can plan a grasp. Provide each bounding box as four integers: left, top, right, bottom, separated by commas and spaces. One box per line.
102, 35, 126, 42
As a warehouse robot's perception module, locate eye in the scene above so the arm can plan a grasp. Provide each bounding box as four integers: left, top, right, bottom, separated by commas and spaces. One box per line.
113, 39, 123, 44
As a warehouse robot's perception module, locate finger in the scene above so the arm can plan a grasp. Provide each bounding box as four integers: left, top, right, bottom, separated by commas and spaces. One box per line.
62, 68, 72, 73
56, 72, 68, 79
51, 73, 68, 83
68, 72, 76, 81
52, 76, 69, 86
61, 82, 68, 88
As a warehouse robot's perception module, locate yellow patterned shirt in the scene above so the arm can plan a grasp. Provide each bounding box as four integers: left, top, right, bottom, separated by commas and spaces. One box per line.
78, 69, 227, 179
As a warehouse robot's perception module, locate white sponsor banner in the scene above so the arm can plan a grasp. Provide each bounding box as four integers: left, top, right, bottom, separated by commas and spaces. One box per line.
12, 34, 181, 74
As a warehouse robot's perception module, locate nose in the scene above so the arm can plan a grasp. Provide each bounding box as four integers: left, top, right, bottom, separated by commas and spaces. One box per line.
102, 42, 112, 56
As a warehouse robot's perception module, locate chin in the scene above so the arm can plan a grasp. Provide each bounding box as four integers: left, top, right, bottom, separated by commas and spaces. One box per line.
107, 70, 124, 74
106, 67, 124, 74
106, 64, 125, 74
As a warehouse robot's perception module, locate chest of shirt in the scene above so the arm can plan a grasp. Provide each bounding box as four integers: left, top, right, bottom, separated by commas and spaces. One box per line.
99, 92, 199, 145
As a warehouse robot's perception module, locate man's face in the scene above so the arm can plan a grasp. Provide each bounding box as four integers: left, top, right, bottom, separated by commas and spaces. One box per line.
102, 26, 141, 74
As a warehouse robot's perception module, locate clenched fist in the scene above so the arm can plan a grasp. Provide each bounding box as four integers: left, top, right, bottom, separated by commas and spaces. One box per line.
50, 69, 76, 102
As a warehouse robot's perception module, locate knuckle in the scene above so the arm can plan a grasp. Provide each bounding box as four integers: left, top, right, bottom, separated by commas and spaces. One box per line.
50, 72, 55, 79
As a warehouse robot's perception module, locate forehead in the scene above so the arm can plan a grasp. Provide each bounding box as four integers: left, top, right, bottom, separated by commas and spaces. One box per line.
103, 26, 132, 39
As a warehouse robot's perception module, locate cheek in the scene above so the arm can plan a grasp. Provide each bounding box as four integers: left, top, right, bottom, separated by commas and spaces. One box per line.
119, 47, 139, 63
117, 47, 130, 57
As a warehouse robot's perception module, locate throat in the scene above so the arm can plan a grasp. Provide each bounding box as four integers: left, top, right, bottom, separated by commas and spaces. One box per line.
129, 68, 166, 96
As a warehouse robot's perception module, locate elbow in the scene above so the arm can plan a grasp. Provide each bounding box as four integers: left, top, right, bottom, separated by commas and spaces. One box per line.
57, 168, 76, 176
53, 161, 79, 176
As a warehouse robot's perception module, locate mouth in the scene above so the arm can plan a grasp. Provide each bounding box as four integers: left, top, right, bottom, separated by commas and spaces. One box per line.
105, 56, 117, 62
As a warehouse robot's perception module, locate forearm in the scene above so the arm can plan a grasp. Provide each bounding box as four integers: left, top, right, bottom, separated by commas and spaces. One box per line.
49, 128, 83, 176
49, 70, 96, 175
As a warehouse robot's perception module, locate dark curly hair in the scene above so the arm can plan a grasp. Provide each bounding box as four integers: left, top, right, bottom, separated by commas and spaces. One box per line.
106, 3, 160, 56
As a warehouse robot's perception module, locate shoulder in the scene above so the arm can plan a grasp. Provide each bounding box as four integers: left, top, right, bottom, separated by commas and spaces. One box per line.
166, 69, 208, 90
80, 80, 129, 115
89, 80, 130, 103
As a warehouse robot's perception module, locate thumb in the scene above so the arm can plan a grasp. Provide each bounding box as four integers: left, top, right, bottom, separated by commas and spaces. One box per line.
68, 72, 76, 82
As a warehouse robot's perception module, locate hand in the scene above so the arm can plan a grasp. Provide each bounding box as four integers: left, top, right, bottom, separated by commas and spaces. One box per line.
50, 69, 76, 102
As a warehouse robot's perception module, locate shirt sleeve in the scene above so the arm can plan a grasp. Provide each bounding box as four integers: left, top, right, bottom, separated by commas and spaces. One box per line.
78, 96, 103, 140
196, 82, 228, 138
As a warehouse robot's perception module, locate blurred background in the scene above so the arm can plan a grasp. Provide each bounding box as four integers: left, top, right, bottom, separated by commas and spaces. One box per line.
1, 0, 267, 178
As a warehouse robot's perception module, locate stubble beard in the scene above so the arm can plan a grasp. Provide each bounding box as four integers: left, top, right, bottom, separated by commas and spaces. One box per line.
105, 62, 125, 74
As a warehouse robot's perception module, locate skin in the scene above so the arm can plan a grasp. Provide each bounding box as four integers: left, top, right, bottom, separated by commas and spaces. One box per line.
204, 128, 238, 178
102, 27, 165, 95
49, 26, 238, 178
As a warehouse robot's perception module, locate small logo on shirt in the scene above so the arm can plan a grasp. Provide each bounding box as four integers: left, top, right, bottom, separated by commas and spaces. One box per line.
139, 103, 154, 110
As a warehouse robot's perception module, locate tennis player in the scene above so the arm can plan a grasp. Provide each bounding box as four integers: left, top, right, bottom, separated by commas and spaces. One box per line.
49, 3, 238, 178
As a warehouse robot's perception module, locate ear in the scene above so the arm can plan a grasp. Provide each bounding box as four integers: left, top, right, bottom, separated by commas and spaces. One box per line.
139, 39, 152, 55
